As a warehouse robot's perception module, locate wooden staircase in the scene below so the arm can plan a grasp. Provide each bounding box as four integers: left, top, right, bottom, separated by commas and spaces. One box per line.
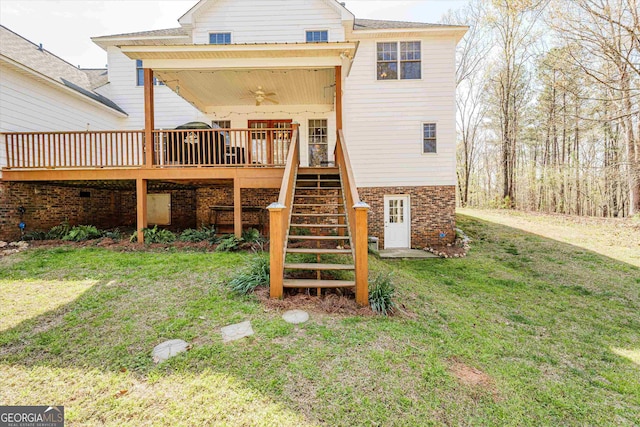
268, 128, 369, 306
283, 168, 356, 292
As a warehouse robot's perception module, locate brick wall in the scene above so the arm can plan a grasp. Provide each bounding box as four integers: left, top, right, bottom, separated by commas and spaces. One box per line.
358, 186, 456, 248
0, 182, 197, 241
195, 187, 278, 235
0, 182, 133, 241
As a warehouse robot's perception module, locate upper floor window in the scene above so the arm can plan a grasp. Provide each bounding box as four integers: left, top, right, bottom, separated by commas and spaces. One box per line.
377, 41, 421, 80
423, 123, 437, 153
306, 30, 328, 43
135, 60, 164, 86
209, 33, 231, 45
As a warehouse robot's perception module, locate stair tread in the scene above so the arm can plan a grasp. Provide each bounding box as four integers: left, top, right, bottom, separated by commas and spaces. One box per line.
283, 279, 355, 289
296, 187, 342, 190
284, 263, 355, 270
296, 179, 341, 182
298, 167, 339, 173
293, 203, 342, 208
292, 213, 345, 217
287, 248, 352, 254
295, 195, 341, 198
289, 235, 350, 240
290, 224, 348, 228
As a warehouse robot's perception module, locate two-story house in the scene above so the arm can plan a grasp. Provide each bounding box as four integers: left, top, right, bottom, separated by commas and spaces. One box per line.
0, 0, 466, 303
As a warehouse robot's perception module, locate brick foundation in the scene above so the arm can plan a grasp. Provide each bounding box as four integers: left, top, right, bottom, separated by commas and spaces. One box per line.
0, 181, 134, 241
0, 182, 199, 241
358, 186, 456, 249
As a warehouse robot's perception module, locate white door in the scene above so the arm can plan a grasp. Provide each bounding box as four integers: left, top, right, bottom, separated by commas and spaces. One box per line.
384, 195, 410, 249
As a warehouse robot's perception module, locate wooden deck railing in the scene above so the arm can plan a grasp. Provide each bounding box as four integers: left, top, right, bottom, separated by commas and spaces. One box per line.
268, 124, 300, 299
1, 127, 293, 170
335, 130, 369, 306
152, 128, 292, 167
2, 130, 144, 169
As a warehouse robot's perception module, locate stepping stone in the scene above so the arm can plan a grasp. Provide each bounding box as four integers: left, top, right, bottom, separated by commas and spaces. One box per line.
152, 339, 189, 363
221, 320, 254, 343
282, 310, 309, 324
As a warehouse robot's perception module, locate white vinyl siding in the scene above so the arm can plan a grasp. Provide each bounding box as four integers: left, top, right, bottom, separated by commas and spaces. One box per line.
191, 0, 345, 44
0, 62, 121, 170
344, 37, 457, 187
105, 47, 208, 130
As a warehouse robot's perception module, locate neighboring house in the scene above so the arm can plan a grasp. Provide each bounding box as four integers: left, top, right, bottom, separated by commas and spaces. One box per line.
0, 0, 466, 303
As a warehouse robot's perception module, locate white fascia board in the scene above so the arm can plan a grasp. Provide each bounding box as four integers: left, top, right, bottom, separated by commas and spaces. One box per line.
91, 35, 188, 51
120, 42, 357, 55
0, 55, 128, 118
351, 27, 468, 42
142, 57, 341, 70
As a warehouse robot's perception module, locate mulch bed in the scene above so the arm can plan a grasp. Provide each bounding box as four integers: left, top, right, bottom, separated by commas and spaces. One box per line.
255, 287, 374, 316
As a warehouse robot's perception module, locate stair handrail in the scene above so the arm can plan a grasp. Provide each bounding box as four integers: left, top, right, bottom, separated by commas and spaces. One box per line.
335, 130, 369, 306
268, 124, 300, 299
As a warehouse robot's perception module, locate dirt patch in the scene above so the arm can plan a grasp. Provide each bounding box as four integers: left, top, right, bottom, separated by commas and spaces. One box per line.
449, 358, 500, 401
255, 287, 374, 317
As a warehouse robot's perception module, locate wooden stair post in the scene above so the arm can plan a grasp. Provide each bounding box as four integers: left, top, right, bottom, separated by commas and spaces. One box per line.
354, 202, 370, 306
268, 202, 286, 299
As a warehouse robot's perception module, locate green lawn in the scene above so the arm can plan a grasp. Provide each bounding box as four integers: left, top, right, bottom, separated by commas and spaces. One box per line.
0, 213, 638, 426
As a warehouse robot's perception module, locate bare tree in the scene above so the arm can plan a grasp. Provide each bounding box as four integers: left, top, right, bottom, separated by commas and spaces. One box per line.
549, 0, 640, 215
443, 1, 491, 207
484, 0, 548, 207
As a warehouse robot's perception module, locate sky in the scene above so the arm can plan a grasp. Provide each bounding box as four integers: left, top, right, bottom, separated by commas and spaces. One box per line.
0, 0, 468, 69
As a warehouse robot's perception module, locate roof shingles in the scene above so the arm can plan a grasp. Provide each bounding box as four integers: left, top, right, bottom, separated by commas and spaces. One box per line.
0, 25, 125, 114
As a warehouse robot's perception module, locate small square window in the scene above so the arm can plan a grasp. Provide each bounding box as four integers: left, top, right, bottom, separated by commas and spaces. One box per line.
209, 33, 231, 45
306, 31, 328, 43
423, 123, 437, 153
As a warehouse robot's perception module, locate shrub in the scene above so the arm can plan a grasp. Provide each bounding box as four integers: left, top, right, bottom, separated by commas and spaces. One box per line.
369, 273, 396, 316
290, 227, 312, 236
179, 226, 217, 243
241, 228, 263, 244
22, 230, 48, 241
102, 228, 123, 241
62, 225, 102, 242
216, 235, 241, 252
228, 256, 270, 294
47, 221, 71, 240
130, 225, 176, 244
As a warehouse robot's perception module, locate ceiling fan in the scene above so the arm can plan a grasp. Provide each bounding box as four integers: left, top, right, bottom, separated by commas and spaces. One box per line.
248, 86, 279, 106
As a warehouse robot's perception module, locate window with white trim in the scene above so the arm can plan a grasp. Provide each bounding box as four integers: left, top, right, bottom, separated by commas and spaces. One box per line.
306, 30, 328, 43
209, 33, 231, 45
423, 123, 437, 153
135, 60, 164, 86
377, 41, 421, 80
212, 120, 231, 129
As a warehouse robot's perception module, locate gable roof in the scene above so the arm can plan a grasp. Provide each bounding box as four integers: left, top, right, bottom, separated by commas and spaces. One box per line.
0, 25, 126, 115
81, 68, 109, 90
179, 0, 354, 27
354, 19, 457, 30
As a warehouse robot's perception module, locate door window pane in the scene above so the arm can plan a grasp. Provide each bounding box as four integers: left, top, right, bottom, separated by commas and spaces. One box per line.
309, 119, 328, 167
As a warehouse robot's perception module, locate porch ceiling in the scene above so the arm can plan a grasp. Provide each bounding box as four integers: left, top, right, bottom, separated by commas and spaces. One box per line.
154, 68, 336, 110
121, 42, 357, 113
